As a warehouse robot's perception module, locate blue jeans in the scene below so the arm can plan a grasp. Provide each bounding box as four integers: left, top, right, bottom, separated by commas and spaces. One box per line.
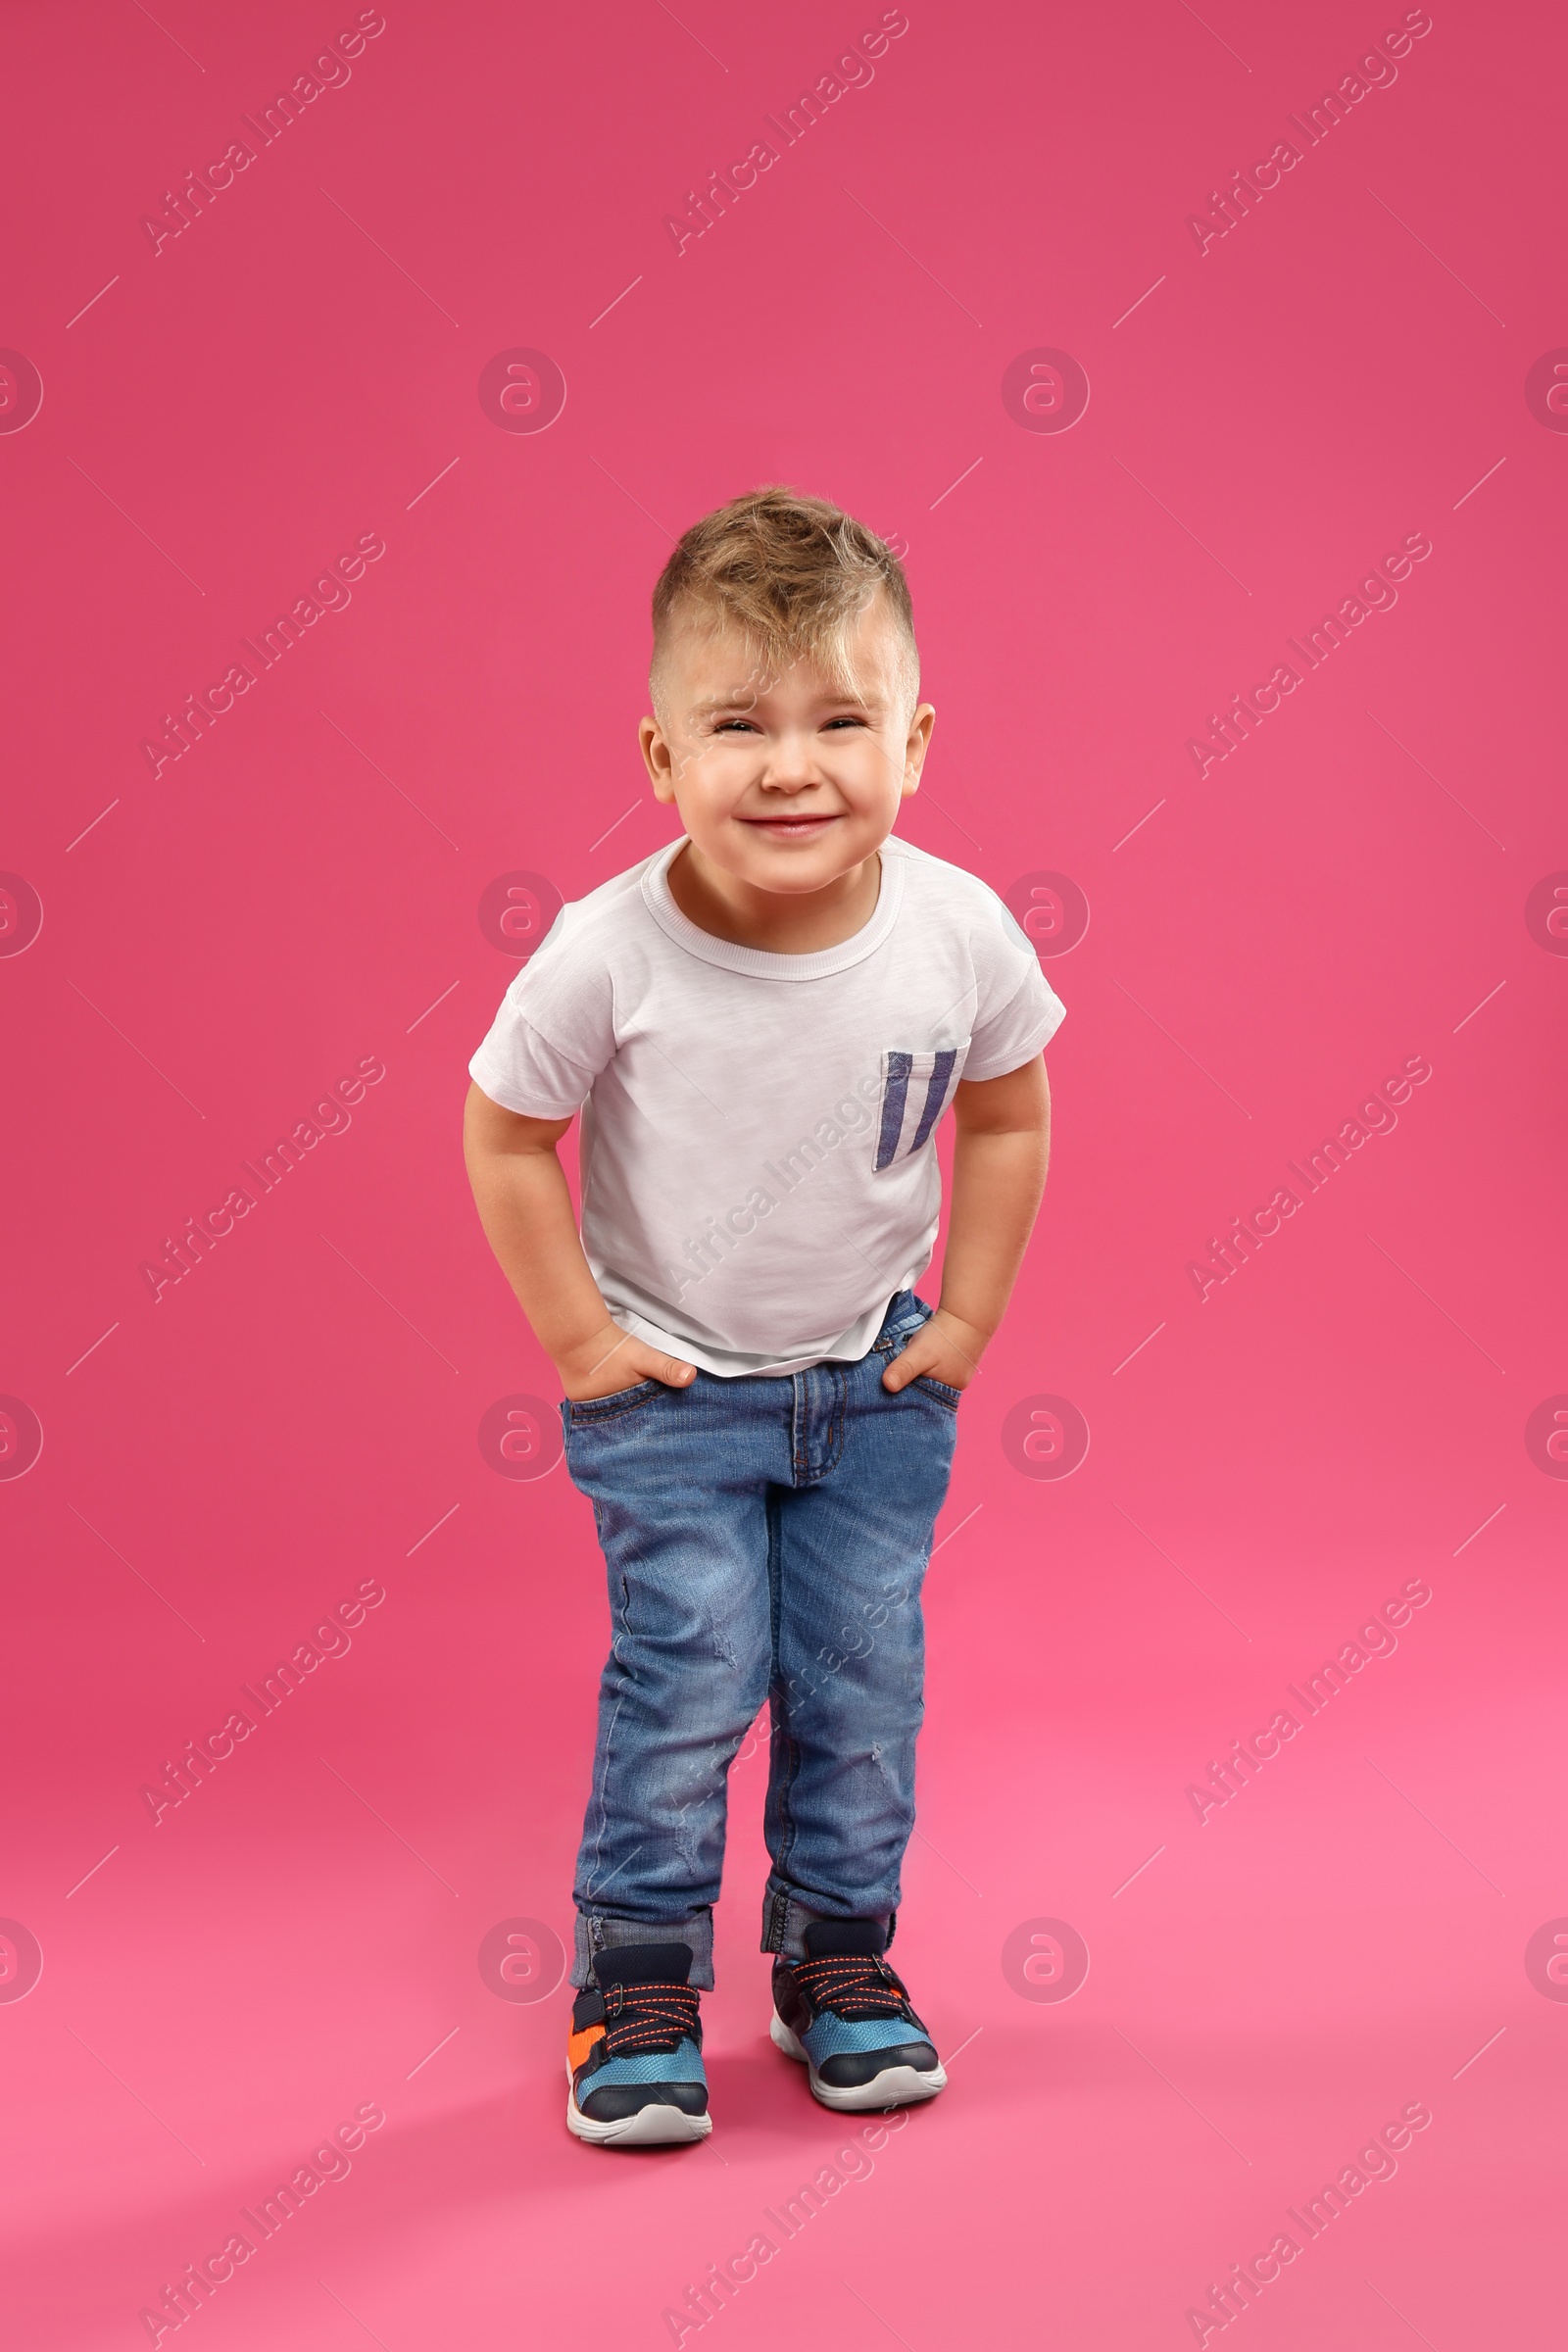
561, 1293, 959, 1988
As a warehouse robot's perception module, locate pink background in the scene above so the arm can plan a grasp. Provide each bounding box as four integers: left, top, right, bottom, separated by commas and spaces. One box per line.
4, 0, 1565, 2343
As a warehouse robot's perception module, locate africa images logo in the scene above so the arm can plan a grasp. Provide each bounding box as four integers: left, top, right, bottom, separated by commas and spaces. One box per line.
1002, 1395, 1090, 1479
1001, 1917, 1090, 2002
0, 872, 44, 955
477, 351, 566, 434
1001, 349, 1091, 434
477, 1396, 564, 1481
1524, 351, 1568, 431
476, 1918, 566, 2002
0, 350, 44, 434
477, 871, 563, 955
1003, 871, 1090, 957
0, 1921, 44, 2002
0, 1397, 44, 1481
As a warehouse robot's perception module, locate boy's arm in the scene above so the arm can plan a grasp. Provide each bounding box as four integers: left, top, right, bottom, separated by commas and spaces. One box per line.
880, 1055, 1052, 1394
462, 1082, 697, 1401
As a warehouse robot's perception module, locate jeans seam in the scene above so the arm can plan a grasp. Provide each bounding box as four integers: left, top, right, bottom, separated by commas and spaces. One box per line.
770, 1738, 802, 1886
765, 1486, 784, 1683
583, 1570, 633, 1904
763, 1486, 800, 1890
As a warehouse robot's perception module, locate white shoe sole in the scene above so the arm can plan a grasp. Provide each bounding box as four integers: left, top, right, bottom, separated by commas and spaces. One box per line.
770, 2011, 948, 2111
565, 2062, 711, 2146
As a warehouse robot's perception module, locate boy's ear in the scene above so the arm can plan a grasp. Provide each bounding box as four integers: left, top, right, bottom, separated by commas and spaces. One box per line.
902, 703, 936, 797
641, 714, 678, 803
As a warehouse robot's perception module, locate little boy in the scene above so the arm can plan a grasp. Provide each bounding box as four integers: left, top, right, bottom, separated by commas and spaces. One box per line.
464, 489, 1064, 2146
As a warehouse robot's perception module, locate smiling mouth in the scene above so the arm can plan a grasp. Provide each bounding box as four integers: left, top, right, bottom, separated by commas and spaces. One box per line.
739, 812, 838, 833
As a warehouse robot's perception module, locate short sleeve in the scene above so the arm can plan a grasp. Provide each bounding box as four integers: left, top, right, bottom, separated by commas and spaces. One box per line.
963, 898, 1066, 1081
467, 916, 615, 1118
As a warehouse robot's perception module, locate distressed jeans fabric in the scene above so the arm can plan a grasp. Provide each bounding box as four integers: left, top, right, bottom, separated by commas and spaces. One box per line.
562, 1293, 958, 1989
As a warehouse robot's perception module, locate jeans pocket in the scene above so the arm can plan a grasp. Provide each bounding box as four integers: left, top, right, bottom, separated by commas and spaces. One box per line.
565, 1379, 662, 1427
911, 1374, 961, 1410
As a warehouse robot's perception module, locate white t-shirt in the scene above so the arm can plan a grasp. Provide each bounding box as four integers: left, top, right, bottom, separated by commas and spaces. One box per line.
468, 835, 1065, 1377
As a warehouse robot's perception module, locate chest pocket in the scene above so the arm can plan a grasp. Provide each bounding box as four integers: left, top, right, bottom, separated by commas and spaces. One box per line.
874, 1043, 969, 1170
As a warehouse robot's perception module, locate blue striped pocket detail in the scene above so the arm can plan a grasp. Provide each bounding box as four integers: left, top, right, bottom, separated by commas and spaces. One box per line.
875, 1053, 914, 1170
873, 1044, 968, 1170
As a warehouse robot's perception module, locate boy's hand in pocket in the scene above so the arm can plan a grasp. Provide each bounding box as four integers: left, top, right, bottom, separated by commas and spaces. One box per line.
880, 1308, 986, 1394
558, 1323, 696, 1402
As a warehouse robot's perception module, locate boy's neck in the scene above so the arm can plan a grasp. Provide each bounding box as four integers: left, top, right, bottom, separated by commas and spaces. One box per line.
665, 840, 883, 955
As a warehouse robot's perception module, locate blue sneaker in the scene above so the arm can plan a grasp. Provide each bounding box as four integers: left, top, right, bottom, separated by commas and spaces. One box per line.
565, 1941, 711, 2146
770, 1919, 947, 2112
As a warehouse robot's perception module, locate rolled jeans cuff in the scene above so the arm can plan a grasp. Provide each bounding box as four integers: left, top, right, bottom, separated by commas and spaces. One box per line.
760, 1883, 896, 1963
572, 1906, 715, 1990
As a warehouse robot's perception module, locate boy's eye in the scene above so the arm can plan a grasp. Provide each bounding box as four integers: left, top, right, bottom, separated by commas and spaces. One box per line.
709, 712, 866, 733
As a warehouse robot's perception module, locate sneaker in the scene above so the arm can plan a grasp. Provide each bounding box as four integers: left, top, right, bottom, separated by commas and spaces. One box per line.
770, 1919, 947, 2112
565, 1940, 711, 2147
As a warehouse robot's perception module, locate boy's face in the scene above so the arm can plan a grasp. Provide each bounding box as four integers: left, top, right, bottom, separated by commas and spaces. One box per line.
640, 593, 935, 897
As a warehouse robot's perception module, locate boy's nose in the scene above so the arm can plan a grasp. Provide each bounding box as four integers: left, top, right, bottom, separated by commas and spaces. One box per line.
758, 733, 821, 791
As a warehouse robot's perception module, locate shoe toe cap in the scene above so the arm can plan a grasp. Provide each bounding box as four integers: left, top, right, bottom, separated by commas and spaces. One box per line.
577, 2079, 710, 2123
815, 2039, 939, 2087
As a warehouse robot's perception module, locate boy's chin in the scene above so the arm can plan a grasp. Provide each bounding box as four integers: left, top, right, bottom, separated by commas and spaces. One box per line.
705, 822, 887, 885
731, 848, 876, 895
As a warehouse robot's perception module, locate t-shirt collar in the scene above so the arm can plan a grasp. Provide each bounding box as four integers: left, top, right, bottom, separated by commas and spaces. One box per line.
641, 836, 906, 980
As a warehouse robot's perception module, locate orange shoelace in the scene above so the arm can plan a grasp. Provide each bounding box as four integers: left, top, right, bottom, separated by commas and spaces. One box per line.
602, 1980, 700, 2056
793, 1956, 908, 2020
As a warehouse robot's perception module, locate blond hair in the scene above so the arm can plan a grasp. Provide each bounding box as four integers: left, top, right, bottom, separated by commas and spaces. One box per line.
650, 486, 917, 713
